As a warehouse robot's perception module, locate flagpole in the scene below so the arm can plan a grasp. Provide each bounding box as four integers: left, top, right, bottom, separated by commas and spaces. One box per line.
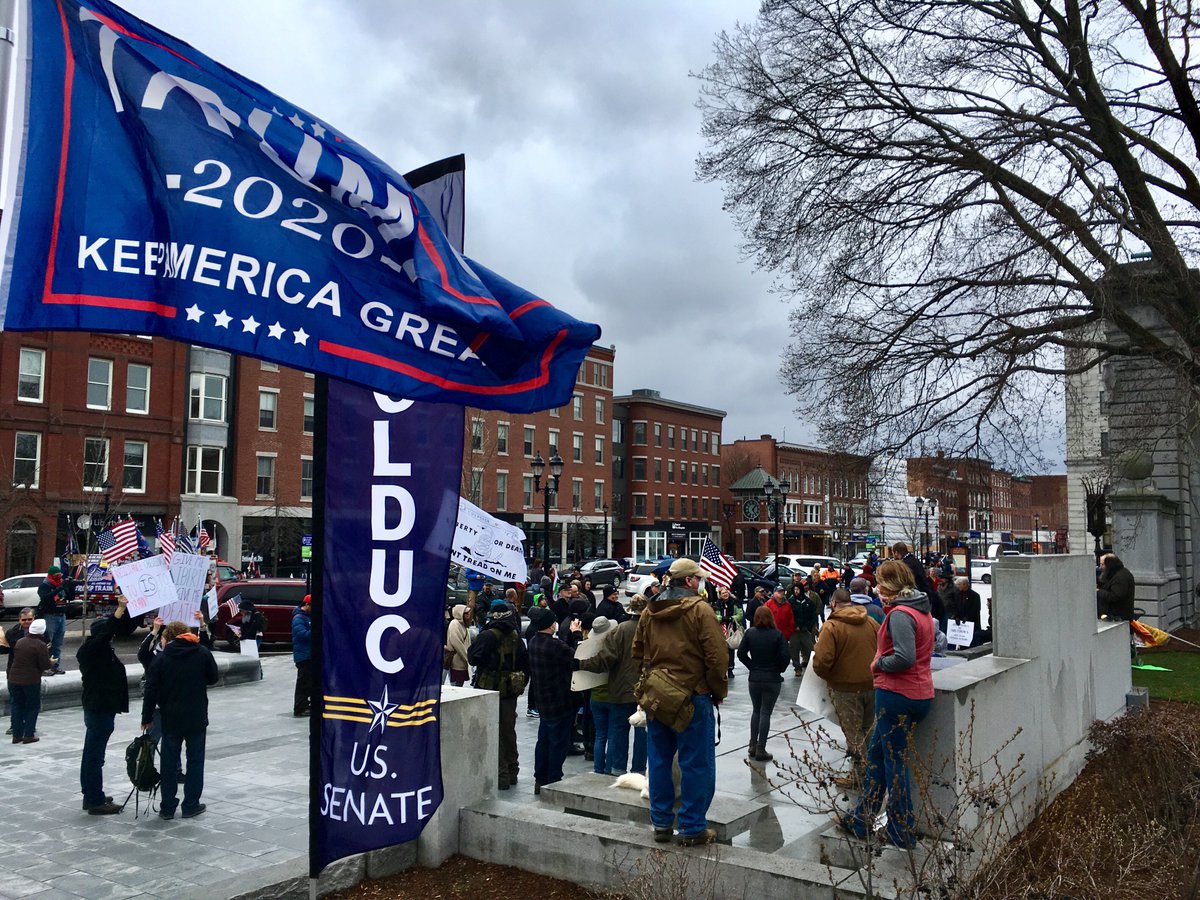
0, 0, 17, 175
308, 373, 328, 893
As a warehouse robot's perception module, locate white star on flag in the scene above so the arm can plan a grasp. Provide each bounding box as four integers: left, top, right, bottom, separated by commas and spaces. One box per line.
289, 113, 304, 128
311, 122, 325, 138
268, 322, 286, 339
367, 686, 398, 733
242, 316, 260, 333
185, 304, 204, 322
213, 310, 232, 328
293, 328, 310, 345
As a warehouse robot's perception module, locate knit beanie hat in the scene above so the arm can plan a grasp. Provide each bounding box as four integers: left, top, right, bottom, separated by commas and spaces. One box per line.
28, 619, 47, 635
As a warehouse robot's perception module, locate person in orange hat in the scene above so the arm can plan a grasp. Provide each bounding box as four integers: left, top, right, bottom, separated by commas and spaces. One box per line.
292, 594, 313, 717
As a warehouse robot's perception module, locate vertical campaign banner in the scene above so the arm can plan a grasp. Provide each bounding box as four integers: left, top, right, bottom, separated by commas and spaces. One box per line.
317, 384, 461, 867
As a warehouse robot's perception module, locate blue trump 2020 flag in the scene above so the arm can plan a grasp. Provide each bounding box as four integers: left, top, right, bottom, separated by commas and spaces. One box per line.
0, 0, 600, 411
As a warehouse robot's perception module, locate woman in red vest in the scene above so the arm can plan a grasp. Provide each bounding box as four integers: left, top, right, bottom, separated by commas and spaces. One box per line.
838, 559, 934, 849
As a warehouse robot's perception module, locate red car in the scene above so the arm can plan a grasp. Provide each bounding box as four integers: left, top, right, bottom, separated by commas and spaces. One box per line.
212, 578, 308, 648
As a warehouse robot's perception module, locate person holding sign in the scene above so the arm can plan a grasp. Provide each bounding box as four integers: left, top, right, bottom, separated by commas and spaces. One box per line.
937, 577, 982, 648
77, 596, 131, 815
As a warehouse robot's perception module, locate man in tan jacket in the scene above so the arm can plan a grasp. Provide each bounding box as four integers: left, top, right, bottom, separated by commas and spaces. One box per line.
632, 557, 728, 846
812, 588, 879, 788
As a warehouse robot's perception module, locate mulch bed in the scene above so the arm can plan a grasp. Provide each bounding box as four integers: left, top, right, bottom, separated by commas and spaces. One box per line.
329, 855, 608, 899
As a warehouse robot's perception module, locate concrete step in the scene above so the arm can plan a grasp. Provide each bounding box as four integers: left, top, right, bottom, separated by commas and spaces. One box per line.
462, 798, 892, 899
818, 824, 971, 887
538, 772, 768, 843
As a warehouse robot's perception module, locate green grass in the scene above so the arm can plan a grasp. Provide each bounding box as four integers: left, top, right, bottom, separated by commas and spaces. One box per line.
1132, 651, 1200, 703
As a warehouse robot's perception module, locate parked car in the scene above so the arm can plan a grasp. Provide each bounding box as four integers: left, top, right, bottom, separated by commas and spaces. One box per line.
623, 562, 662, 597
971, 559, 994, 584
580, 558, 625, 585
764, 554, 843, 573
1, 573, 85, 619
740, 562, 798, 594
212, 578, 309, 648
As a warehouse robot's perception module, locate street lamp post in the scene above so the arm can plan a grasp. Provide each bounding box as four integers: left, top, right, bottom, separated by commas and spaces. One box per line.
763, 475, 791, 561
530, 451, 564, 568
602, 504, 609, 558
1033, 513, 1041, 554
915, 495, 937, 559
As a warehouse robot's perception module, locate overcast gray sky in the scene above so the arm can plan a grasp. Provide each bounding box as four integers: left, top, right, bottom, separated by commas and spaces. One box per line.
114, 0, 806, 445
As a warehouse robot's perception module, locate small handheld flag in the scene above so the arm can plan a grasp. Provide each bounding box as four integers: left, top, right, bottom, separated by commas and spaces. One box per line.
699, 537, 739, 591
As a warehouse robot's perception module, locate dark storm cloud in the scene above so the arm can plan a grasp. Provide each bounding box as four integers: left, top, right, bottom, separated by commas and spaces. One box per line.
118, 0, 809, 443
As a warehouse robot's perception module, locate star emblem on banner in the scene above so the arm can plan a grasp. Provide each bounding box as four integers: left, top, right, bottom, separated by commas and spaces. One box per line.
311, 122, 326, 139
289, 113, 304, 128
267, 322, 286, 340
242, 316, 260, 334
293, 328, 310, 346
367, 686, 398, 733
185, 304, 204, 323
213, 310, 232, 328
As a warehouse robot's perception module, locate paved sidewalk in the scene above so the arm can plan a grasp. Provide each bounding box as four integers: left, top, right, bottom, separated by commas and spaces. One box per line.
0, 654, 839, 898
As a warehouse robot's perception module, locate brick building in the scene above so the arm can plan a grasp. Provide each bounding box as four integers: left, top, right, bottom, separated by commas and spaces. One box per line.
611, 389, 725, 561
722, 437, 871, 560
1029, 475, 1069, 552
462, 346, 615, 565
0, 331, 188, 577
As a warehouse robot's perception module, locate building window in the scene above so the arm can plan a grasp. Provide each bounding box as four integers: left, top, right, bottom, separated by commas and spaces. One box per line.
703, 498, 709, 518
702, 432, 709, 454
572, 432, 583, 463
633, 457, 647, 481
612, 455, 625, 479
634, 530, 667, 560
261, 360, 278, 372
13, 432, 41, 488
301, 457, 314, 500
303, 395, 315, 434
87, 358, 113, 410
524, 426, 535, 457
573, 394, 583, 420
572, 478, 583, 511
613, 419, 625, 443
691, 463, 698, 485
186, 446, 224, 495
668, 495, 675, 517
712, 433, 719, 455
633, 421, 647, 445
692, 497, 699, 518
550, 403, 560, 418
126, 364, 151, 414
83, 437, 109, 489
17, 348, 45, 403
497, 424, 509, 455
595, 398, 605, 424
668, 461, 675, 483
594, 436, 604, 464
470, 469, 483, 504
654, 494, 662, 516
667, 425, 675, 449
256, 455, 276, 498
702, 464, 709, 486
471, 418, 484, 451
189, 373, 227, 422
654, 458, 662, 482
804, 502, 822, 525
496, 472, 508, 511
259, 390, 278, 430
654, 424, 662, 447
523, 475, 534, 509
548, 429, 560, 455
594, 480, 604, 512
122, 440, 147, 492
633, 494, 647, 518
691, 429, 698, 451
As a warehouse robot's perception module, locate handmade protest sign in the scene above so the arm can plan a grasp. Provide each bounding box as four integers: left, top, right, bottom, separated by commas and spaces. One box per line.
450, 498, 527, 584
110, 555, 179, 616
946, 620, 975, 649
150, 551, 210, 623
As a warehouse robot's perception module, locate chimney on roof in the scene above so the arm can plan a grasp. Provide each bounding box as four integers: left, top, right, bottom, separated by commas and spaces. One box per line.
761, 434, 772, 441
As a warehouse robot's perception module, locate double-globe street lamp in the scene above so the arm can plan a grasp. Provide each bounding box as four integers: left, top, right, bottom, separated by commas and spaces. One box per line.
763, 475, 791, 561
530, 451, 563, 567
914, 495, 937, 559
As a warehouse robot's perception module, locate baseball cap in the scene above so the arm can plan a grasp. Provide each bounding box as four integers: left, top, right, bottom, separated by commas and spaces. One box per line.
668, 558, 702, 578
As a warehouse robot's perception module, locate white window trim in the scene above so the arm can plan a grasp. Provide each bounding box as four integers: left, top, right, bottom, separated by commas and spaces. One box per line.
122, 440, 148, 494
18, 348, 46, 404
126, 363, 151, 415
300, 455, 314, 501
302, 393, 315, 435
496, 470, 509, 511
186, 445, 225, 497
258, 387, 280, 432
255, 452, 278, 500
86, 358, 113, 411
13, 431, 41, 489
190, 373, 228, 423
83, 437, 110, 491
497, 421, 510, 456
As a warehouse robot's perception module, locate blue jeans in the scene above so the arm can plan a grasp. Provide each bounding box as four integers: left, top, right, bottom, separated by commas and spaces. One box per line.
631, 726, 647, 774
590, 698, 611, 774
159, 729, 207, 814
605, 701, 639, 775
849, 688, 931, 845
534, 713, 574, 786
45, 614, 65, 667
9, 683, 41, 738
646, 694, 716, 836
81, 708, 115, 806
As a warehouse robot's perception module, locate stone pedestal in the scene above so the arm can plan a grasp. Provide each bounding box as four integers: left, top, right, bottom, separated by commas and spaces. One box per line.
1110, 489, 1183, 629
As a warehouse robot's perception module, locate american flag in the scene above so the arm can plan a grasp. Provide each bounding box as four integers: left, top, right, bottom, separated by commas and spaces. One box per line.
175, 521, 195, 555
156, 519, 175, 566
195, 517, 210, 551
97, 519, 138, 566
61, 516, 78, 571
223, 594, 241, 619
699, 537, 739, 590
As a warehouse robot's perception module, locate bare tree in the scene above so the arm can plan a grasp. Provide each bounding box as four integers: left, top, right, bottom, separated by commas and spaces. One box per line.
698, 0, 1200, 466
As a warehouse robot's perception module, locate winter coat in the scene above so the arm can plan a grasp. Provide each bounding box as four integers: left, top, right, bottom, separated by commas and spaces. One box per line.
36, 575, 68, 617
736, 624, 790, 685
526, 630, 578, 720
292, 607, 312, 663
812, 604, 879, 692
596, 596, 628, 624
577, 616, 639, 704
632, 587, 728, 702
77, 614, 130, 714
1097, 558, 1136, 620
446, 604, 472, 670
765, 597, 796, 640
8, 634, 52, 686
141, 636, 219, 734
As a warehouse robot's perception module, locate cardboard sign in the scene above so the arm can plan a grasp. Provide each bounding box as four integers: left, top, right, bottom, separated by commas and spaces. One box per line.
571, 633, 611, 691
111, 556, 180, 617
795, 666, 841, 728
151, 552, 211, 624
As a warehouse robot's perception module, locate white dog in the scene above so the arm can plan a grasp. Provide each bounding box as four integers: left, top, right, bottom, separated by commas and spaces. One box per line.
613, 708, 680, 800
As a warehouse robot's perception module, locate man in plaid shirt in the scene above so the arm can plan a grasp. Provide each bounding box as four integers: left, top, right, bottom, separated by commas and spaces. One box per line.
526, 606, 583, 793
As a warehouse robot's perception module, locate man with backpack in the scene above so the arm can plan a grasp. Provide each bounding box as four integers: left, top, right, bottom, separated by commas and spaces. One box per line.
468, 599, 530, 791
77, 595, 131, 815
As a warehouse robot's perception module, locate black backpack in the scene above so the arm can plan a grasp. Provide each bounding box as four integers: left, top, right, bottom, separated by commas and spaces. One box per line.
125, 734, 160, 791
